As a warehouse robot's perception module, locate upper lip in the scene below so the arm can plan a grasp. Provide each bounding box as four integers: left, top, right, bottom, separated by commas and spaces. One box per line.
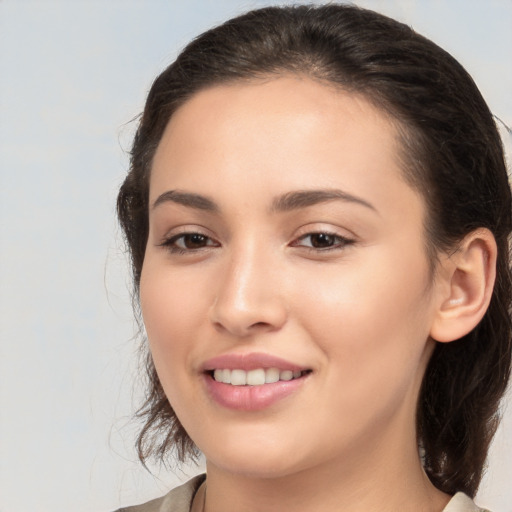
201, 352, 307, 372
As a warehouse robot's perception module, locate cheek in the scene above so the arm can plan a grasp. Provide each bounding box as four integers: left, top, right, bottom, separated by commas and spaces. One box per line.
139, 263, 206, 376
138, 265, 213, 429
293, 263, 433, 447
295, 246, 433, 385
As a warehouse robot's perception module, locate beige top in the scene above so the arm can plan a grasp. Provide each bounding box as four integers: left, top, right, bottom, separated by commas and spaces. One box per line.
114, 474, 490, 512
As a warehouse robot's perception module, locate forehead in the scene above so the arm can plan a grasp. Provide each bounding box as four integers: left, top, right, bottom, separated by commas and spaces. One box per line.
163, 75, 398, 151
150, 75, 421, 220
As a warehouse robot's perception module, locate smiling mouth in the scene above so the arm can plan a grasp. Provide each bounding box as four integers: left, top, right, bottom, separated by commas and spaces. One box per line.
210, 368, 311, 386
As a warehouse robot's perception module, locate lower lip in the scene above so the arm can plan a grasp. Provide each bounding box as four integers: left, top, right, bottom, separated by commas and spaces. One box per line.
204, 374, 308, 411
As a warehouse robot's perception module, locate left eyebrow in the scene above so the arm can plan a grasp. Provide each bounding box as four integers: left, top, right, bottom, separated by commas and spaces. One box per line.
271, 189, 378, 214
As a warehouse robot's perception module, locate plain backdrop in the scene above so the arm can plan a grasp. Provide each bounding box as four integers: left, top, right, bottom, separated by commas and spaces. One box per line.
0, 1, 511, 511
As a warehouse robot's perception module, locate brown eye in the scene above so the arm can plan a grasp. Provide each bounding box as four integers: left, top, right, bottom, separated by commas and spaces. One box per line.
180, 233, 209, 249
292, 232, 355, 251
309, 233, 337, 248
160, 232, 220, 253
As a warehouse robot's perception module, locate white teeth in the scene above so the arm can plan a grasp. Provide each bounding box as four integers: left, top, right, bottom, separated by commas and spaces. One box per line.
265, 367, 280, 383
221, 369, 231, 384
212, 368, 305, 385
230, 369, 247, 386
247, 369, 266, 386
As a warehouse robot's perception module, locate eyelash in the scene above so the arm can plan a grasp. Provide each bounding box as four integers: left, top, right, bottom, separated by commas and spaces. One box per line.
159, 231, 355, 255
291, 232, 355, 252
159, 232, 220, 254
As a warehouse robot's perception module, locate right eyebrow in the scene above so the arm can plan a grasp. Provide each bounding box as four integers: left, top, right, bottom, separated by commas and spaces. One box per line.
151, 190, 219, 212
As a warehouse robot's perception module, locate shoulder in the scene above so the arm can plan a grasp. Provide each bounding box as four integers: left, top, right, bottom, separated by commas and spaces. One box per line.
443, 492, 491, 512
113, 474, 206, 512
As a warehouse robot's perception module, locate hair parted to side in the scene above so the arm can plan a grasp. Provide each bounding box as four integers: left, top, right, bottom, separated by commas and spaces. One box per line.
117, 4, 512, 497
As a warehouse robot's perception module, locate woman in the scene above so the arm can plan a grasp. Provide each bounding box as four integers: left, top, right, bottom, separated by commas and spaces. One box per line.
115, 4, 511, 511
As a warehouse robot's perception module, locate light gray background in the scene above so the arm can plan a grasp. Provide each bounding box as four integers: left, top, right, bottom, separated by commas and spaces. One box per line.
1, 1, 511, 511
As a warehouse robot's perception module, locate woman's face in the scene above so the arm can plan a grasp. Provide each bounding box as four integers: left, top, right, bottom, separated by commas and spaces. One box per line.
140, 76, 441, 478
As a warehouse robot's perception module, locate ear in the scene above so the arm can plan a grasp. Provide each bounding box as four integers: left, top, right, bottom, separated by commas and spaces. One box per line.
430, 229, 497, 343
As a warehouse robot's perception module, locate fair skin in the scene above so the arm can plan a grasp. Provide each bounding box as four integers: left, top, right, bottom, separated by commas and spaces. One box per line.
140, 76, 495, 512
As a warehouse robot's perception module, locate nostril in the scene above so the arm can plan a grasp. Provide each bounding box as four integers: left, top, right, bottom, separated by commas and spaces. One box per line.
250, 321, 272, 329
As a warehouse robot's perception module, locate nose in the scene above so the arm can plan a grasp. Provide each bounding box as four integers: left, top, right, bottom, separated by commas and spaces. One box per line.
209, 244, 288, 337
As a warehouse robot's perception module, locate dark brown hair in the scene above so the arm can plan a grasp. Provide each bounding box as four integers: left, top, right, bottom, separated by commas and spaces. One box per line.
117, 4, 512, 497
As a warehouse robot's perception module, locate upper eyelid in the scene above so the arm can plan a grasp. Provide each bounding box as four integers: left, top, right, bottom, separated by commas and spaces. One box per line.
158, 225, 217, 242
292, 223, 358, 240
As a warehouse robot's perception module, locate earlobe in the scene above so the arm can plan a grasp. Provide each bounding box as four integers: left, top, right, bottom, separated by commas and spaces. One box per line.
430, 229, 497, 343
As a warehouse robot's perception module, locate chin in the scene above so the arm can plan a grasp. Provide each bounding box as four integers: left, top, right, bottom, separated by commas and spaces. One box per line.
199, 431, 319, 479
207, 451, 304, 479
